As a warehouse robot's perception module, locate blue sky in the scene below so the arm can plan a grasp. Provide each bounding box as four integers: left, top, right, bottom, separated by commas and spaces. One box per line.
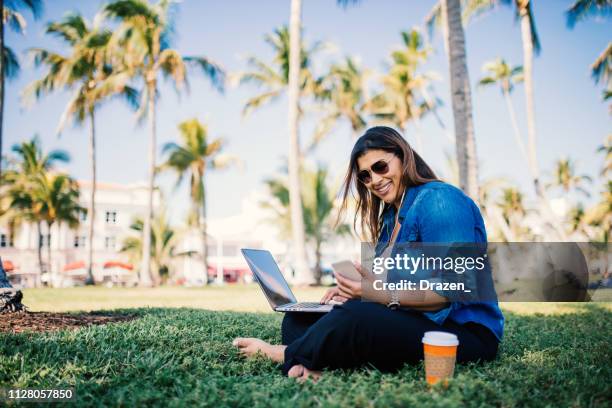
4, 0, 610, 224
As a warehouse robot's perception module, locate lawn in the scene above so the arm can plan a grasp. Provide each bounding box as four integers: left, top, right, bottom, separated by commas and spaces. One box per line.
1, 287, 611, 407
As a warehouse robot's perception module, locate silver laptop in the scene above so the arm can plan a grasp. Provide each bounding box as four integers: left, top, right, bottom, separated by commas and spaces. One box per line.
241, 248, 332, 313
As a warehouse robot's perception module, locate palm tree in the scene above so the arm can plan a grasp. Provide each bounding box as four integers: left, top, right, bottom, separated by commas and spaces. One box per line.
0, 0, 42, 179
4, 137, 69, 276
565, 0, 612, 106
497, 186, 532, 240
597, 134, 611, 177
440, 0, 480, 201
478, 58, 527, 160
2, 137, 70, 300
583, 180, 611, 242
546, 158, 593, 197
287, 0, 311, 284
33, 172, 84, 281
262, 164, 351, 284
567, 203, 588, 238
160, 118, 238, 285
464, 1, 569, 240
479, 177, 517, 242
234, 26, 322, 117
236, 21, 322, 284
104, 0, 225, 286
465, 0, 541, 181
464, 1, 544, 196
367, 29, 440, 154
120, 209, 189, 285
25, 12, 138, 285
310, 56, 368, 148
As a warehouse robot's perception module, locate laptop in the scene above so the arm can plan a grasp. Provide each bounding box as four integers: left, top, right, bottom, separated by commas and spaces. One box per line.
241, 248, 333, 313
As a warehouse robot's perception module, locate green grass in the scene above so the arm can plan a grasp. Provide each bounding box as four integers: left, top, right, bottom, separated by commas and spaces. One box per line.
19, 285, 330, 313
1, 289, 611, 407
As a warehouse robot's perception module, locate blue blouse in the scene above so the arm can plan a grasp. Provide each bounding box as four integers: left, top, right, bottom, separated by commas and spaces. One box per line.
374, 180, 504, 341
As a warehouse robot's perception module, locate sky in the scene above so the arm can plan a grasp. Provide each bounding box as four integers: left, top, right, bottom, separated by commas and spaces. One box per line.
4, 0, 611, 225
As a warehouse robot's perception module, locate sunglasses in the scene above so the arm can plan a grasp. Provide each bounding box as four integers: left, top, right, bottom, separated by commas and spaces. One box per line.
357, 156, 394, 184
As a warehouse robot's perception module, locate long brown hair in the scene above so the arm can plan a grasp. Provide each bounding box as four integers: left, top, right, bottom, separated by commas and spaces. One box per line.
336, 126, 439, 242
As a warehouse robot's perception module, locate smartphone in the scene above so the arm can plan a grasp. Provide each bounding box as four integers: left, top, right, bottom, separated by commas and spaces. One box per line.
331, 260, 362, 281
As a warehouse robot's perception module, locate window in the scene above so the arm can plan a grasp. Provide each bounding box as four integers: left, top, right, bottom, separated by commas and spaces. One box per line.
39, 234, 50, 248
80, 211, 87, 222
0, 234, 12, 248
105, 211, 117, 224
105, 236, 116, 250
73, 236, 86, 248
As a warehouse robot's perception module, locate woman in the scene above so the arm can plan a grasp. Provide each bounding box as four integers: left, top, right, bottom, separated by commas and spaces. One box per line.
233, 126, 504, 382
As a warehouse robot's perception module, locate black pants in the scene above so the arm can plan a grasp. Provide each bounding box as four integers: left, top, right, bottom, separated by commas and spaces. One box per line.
281, 299, 499, 375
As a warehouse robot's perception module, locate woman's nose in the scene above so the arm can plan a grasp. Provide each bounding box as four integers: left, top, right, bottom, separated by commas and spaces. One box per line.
371, 172, 384, 186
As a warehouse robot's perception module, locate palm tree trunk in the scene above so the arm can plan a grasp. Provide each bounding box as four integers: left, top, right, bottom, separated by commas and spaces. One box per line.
503, 89, 528, 162
201, 181, 214, 286
287, 0, 312, 285
520, 12, 567, 241
0, 0, 4, 181
140, 82, 156, 287
441, 0, 480, 202
520, 12, 540, 196
314, 239, 322, 285
46, 222, 53, 287
37, 221, 44, 282
86, 109, 97, 285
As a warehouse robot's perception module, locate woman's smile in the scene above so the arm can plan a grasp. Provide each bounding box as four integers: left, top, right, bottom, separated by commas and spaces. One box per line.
373, 180, 393, 197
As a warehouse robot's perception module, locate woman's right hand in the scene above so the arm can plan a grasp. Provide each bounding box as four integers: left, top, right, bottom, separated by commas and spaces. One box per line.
320, 286, 349, 304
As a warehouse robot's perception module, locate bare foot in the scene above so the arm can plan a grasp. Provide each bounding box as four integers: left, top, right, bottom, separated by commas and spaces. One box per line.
232, 337, 286, 363
287, 364, 322, 383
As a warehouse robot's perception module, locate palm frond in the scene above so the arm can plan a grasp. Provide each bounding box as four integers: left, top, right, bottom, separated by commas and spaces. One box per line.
242, 90, 282, 116
336, 0, 360, 8
591, 42, 612, 84
55, 87, 88, 135
184, 56, 226, 92
103, 0, 157, 22
46, 13, 88, 45
3, 46, 20, 79
4, 0, 42, 33
158, 49, 187, 90
210, 153, 243, 171
565, 0, 612, 29
4, 8, 27, 33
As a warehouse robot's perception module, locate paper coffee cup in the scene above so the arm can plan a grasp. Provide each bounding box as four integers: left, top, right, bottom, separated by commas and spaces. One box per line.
422, 331, 459, 386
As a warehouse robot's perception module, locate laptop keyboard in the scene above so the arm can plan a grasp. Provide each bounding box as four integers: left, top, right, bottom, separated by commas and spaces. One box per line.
287, 302, 324, 309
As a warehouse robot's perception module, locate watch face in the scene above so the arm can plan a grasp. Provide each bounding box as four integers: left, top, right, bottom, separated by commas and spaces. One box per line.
388, 301, 400, 310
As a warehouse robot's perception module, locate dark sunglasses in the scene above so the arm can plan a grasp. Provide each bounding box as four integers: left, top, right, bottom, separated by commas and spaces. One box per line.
357, 156, 393, 184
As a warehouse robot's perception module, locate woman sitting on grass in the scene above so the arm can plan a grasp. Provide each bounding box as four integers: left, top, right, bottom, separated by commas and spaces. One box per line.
233, 126, 504, 382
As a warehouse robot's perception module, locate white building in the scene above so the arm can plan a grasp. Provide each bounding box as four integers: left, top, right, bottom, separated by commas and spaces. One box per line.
1, 182, 360, 288
0, 180, 160, 287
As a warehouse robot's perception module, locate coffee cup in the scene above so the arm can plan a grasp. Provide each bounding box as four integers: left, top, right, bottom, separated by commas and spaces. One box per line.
422, 331, 459, 386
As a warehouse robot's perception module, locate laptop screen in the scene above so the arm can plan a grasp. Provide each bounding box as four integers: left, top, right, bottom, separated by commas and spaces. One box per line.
241, 249, 297, 308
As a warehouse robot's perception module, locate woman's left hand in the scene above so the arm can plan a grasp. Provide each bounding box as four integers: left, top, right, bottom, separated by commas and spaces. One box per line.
335, 261, 368, 299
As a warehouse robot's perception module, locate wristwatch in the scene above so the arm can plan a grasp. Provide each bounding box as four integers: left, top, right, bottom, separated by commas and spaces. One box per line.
386, 290, 400, 310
